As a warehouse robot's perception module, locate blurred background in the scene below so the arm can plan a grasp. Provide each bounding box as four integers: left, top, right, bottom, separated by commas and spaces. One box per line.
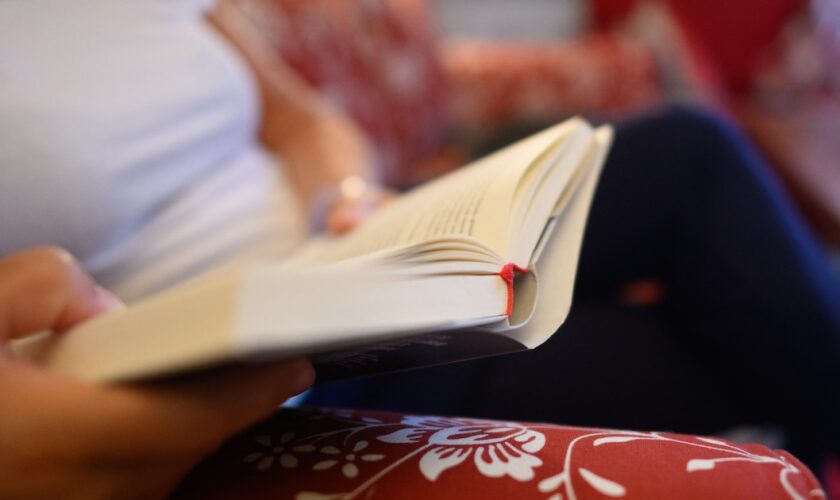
231, 1, 839, 492
238, 0, 840, 252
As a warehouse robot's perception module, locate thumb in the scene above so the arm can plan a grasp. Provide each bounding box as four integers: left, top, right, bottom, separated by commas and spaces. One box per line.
326, 200, 366, 235
74, 359, 317, 457
326, 187, 395, 235
0, 247, 124, 341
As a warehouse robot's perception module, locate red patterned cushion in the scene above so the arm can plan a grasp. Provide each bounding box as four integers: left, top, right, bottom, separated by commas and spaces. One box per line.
174, 408, 824, 499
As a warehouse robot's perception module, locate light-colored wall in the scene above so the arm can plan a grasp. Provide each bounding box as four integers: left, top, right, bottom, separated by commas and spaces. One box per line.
435, 0, 589, 40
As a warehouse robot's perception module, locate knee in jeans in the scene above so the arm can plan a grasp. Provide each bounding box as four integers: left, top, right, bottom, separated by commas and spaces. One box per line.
656, 104, 739, 148
636, 104, 752, 178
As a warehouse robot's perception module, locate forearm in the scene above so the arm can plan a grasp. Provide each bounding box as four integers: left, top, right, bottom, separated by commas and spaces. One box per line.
0, 248, 314, 500
208, 1, 374, 208
207, 1, 319, 147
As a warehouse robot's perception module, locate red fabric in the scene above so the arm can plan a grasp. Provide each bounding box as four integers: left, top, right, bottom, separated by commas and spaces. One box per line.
591, 0, 806, 92
240, 0, 665, 183
826, 456, 840, 500
443, 37, 662, 130
175, 407, 825, 499
244, 0, 450, 184
590, 0, 639, 30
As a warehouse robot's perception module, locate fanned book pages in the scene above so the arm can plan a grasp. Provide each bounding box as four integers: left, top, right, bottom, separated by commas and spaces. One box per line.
14, 118, 613, 382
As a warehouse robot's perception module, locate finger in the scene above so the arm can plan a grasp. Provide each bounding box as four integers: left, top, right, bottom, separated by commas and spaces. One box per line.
326, 188, 395, 235
0, 247, 124, 341
326, 201, 365, 234
132, 358, 316, 450
0, 357, 315, 463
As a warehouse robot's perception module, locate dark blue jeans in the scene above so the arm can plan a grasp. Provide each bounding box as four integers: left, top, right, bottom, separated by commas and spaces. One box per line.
305, 106, 840, 466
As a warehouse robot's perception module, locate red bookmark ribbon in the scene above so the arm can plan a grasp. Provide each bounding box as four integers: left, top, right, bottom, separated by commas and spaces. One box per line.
499, 263, 528, 317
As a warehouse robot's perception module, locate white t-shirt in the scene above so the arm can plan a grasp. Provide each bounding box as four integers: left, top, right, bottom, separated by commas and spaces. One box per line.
0, 0, 305, 300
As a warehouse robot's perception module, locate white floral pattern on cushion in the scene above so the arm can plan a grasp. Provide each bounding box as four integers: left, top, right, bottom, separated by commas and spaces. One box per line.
243, 432, 300, 471
377, 415, 545, 481
173, 408, 826, 500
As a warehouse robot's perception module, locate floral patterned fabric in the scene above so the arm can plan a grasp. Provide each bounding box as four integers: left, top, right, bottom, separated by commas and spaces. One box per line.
174, 407, 825, 499
236, 0, 450, 184
442, 37, 662, 131
234, 0, 665, 185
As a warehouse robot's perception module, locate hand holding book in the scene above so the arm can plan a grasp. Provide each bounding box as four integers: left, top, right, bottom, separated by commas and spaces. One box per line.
0, 247, 315, 499
310, 174, 397, 235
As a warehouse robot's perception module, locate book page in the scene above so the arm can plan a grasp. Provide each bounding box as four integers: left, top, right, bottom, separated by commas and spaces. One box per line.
500, 126, 613, 348
291, 163, 502, 264
508, 129, 597, 264
292, 119, 585, 265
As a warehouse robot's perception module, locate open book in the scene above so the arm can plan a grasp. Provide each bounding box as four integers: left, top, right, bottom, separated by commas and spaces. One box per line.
17, 118, 613, 382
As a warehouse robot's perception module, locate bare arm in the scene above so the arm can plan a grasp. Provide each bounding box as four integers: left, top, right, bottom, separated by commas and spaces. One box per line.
0, 247, 315, 499
208, 1, 380, 225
